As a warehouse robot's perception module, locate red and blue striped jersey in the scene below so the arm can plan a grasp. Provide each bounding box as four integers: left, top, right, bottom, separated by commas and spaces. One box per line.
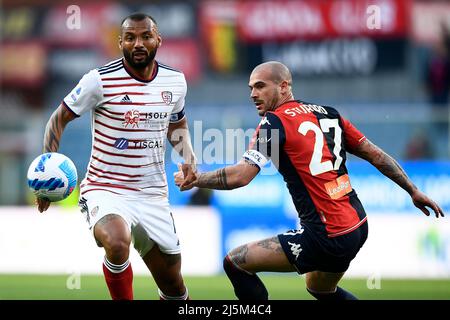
244, 100, 367, 237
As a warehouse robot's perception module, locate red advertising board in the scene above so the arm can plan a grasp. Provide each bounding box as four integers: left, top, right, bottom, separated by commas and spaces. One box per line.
1, 42, 47, 87
42, 2, 115, 46
236, 0, 411, 42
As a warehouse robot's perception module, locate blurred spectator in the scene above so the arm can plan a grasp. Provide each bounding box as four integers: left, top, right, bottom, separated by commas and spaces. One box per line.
424, 22, 450, 155
404, 130, 435, 160
425, 22, 450, 108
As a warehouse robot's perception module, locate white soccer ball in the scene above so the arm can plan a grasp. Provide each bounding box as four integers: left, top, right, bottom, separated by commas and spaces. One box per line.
27, 152, 78, 202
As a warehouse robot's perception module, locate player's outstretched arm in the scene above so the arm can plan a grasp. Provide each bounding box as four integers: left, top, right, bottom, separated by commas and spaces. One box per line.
37, 104, 76, 213
167, 117, 196, 166
174, 159, 260, 191
167, 117, 198, 188
43, 103, 77, 153
352, 139, 444, 218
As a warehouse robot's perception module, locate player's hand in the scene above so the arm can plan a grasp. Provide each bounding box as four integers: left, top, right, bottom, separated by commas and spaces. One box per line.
411, 190, 444, 218
174, 165, 185, 187
174, 163, 198, 191
36, 197, 51, 213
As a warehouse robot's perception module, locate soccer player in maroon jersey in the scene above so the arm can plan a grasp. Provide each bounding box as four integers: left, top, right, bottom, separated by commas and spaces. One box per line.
175, 61, 444, 300
35, 13, 197, 300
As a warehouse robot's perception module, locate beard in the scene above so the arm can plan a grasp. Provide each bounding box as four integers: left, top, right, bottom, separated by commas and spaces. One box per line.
123, 47, 157, 70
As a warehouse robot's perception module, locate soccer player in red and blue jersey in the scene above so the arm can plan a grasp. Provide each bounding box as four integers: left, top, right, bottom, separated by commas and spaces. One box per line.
175, 61, 444, 300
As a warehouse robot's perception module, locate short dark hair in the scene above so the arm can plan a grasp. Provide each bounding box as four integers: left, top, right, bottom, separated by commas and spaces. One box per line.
121, 13, 157, 27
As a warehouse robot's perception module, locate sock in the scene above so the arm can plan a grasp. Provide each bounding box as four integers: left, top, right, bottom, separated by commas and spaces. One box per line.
223, 255, 268, 300
307, 286, 358, 300
158, 287, 189, 300
102, 257, 133, 300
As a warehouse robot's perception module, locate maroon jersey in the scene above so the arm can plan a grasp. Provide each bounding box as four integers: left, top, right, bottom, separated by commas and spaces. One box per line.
244, 100, 367, 237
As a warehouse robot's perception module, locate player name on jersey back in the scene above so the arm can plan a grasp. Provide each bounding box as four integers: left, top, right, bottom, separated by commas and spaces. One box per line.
284, 104, 328, 117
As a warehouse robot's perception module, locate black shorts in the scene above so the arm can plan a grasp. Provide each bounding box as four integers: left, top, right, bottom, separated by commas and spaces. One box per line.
278, 221, 368, 274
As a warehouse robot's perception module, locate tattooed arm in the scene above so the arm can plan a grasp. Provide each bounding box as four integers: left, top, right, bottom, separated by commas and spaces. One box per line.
175, 159, 260, 191
352, 139, 444, 218
43, 104, 77, 153
37, 104, 76, 213
167, 117, 198, 189
352, 139, 416, 194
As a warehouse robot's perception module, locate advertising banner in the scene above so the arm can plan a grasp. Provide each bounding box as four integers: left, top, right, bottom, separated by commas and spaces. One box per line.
236, 0, 411, 43
262, 38, 407, 76
0, 207, 221, 275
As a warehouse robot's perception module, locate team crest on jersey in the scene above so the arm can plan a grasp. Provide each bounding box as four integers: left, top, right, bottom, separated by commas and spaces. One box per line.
161, 91, 173, 105
123, 110, 140, 128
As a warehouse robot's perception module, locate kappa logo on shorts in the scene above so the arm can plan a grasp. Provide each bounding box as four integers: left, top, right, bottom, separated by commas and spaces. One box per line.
287, 241, 302, 260
283, 228, 304, 236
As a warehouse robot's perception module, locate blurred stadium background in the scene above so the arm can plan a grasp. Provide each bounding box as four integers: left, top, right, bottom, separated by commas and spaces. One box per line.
1, 0, 450, 299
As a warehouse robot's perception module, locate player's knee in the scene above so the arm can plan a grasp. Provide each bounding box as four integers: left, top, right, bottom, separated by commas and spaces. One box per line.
225, 246, 249, 270
223, 254, 252, 276
103, 238, 130, 263
223, 254, 240, 273
223, 255, 268, 300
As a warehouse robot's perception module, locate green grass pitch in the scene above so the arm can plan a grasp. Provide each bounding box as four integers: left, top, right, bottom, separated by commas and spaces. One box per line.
0, 274, 449, 300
